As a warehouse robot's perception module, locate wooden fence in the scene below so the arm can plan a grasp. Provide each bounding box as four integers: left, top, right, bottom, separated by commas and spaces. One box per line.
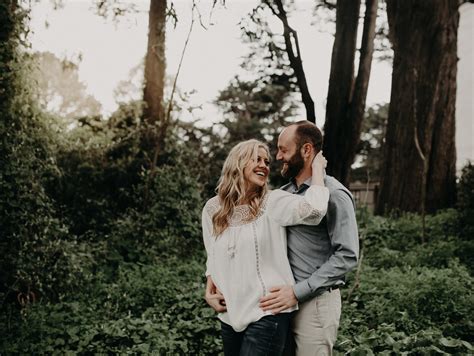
349, 181, 379, 212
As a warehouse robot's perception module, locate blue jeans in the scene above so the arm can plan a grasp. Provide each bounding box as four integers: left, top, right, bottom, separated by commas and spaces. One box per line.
220, 313, 292, 356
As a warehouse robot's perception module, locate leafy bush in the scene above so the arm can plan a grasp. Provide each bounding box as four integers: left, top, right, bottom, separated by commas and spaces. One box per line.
456, 163, 474, 272
335, 206, 474, 354
341, 263, 473, 338
107, 163, 203, 263
458, 162, 474, 216
362, 209, 466, 269
337, 263, 474, 355
0, 2, 90, 301
337, 323, 473, 355
0, 258, 222, 355
49, 105, 143, 237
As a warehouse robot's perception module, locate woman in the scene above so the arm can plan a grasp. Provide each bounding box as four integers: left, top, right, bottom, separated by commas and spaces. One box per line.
202, 139, 328, 356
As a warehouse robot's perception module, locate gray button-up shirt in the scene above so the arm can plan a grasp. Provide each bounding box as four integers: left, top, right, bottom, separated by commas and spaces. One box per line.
281, 175, 359, 302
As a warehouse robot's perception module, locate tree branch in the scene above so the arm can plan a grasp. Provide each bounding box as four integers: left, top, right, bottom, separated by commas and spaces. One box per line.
412, 67, 427, 243
145, 2, 195, 204
263, 0, 316, 122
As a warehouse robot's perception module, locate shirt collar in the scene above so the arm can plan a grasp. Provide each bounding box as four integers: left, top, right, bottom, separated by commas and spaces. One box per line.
290, 171, 326, 192
288, 177, 312, 193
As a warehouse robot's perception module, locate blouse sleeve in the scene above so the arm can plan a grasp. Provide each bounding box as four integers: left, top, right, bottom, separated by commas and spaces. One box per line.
266, 185, 329, 226
202, 203, 214, 277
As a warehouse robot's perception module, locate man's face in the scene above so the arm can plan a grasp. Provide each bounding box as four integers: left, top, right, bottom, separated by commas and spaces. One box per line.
276, 127, 305, 179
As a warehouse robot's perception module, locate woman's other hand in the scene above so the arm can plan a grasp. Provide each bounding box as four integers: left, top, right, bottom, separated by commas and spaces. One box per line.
205, 276, 227, 313
311, 151, 327, 186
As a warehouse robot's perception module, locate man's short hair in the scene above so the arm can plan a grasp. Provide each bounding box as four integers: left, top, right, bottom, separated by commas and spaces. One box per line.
290, 120, 323, 152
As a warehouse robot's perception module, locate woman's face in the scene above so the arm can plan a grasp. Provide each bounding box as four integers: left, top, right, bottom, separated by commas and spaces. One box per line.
243, 147, 270, 189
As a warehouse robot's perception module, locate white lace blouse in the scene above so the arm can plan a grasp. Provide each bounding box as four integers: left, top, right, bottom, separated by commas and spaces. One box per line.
202, 185, 329, 332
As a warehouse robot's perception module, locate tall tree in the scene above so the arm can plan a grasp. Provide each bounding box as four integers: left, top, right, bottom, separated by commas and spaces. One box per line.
323, 0, 378, 187
262, 0, 316, 123
143, 0, 166, 141
143, 0, 166, 126
92, 0, 168, 157
376, 0, 459, 214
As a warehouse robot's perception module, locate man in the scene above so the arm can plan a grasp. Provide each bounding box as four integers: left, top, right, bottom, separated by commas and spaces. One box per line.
259, 121, 359, 355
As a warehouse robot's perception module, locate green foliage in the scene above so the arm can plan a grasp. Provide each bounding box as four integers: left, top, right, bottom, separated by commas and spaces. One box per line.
454, 163, 474, 274
361, 209, 473, 276
0, 1, 89, 301
337, 324, 473, 355
458, 162, 474, 212
458, 162, 474, 241
340, 263, 473, 338
45, 101, 147, 237
362, 210, 461, 268
334, 207, 474, 354
2, 2, 473, 354
0, 259, 222, 355
108, 163, 203, 262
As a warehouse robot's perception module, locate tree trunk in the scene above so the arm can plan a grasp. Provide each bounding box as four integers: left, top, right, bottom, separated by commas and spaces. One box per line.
346, 0, 378, 181
376, 0, 458, 215
265, 0, 316, 123
323, 0, 361, 186
143, 0, 166, 127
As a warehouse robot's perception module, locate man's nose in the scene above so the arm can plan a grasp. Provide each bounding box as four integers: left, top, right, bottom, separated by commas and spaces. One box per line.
276, 151, 282, 160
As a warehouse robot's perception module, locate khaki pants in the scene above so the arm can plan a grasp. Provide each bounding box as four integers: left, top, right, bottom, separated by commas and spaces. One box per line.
292, 289, 341, 356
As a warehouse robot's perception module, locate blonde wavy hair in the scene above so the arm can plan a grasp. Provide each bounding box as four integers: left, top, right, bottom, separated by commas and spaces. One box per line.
212, 139, 270, 236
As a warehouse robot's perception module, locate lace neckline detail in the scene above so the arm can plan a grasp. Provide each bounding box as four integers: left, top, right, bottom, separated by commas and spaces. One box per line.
206, 193, 270, 227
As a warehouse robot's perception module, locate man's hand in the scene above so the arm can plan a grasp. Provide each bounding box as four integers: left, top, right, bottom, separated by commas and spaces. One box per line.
259, 285, 298, 314
205, 276, 227, 313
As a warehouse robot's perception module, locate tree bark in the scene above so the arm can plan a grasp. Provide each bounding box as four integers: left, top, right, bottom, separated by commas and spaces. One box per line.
323, 0, 361, 186
376, 0, 458, 214
265, 0, 316, 123
346, 0, 378, 182
143, 0, 166, 126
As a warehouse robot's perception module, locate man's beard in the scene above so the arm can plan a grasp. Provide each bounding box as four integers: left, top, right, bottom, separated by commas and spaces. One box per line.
281, 151, 305, 179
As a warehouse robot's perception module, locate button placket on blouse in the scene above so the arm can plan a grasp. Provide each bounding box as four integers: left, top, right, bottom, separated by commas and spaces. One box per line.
252, 221, 267, 296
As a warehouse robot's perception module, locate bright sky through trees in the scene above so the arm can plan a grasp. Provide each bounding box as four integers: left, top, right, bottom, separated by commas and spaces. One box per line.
29, 0, 394, 128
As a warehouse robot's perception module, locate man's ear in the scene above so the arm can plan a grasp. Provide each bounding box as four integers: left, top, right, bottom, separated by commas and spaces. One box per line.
301, 143, 314, 161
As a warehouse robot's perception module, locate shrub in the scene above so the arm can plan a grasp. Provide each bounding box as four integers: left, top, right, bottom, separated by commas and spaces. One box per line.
50, 113, 142, 237
340, 263, 473, 343
0, 2, 90, 301
362, 209, 467, 270
458, 162, 474, 217
336, 323, 474, 355
456, 163, 474, 272
107, 163, 203, 263
0, 258, 222, 355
